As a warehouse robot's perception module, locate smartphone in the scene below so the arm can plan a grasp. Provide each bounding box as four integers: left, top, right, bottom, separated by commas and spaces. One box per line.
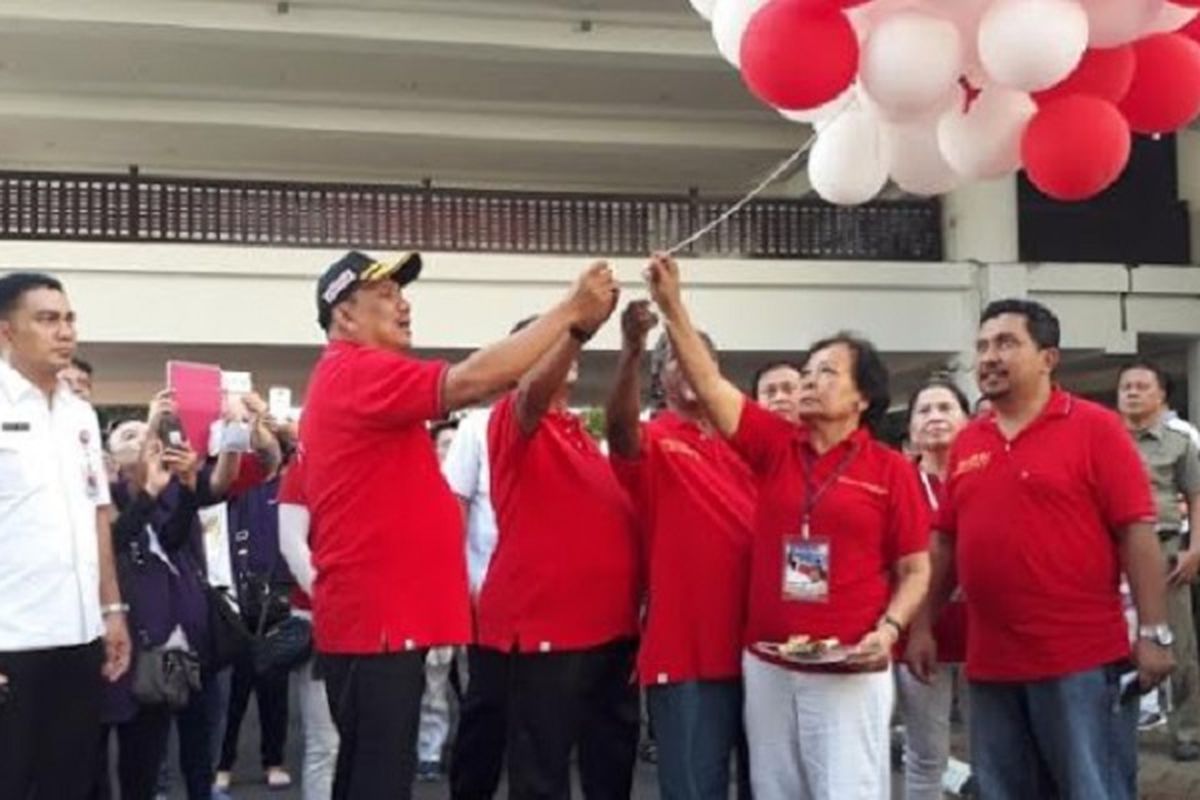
268, 387, 292, 421
157, 412, 187, 450
1118, 667, 1142, 706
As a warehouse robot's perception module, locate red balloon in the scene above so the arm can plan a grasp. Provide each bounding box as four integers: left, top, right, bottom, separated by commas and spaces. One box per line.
1022, 95, 1131, 202
1033, 46, 1136, 106
1119, 33, 1200, 134
740, 0, 858, 111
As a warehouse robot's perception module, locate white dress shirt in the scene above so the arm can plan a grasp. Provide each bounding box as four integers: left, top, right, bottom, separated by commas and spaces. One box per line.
0, 359, 110, 651
441, 408, 497, 596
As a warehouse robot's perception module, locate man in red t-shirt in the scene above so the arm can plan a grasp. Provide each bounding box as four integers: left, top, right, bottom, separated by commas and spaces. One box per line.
299, 250, 617, 799
605, 300, 755, 799
476, 300, 636, 799
926, 299, 1174, 800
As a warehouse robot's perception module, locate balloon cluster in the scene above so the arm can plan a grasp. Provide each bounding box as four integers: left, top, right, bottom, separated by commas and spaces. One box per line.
687, 0, 1200, 204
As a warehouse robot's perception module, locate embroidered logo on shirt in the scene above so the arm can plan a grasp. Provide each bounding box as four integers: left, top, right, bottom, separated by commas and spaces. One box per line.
836, 475, 887, 496
1, 421, 30, 432
659, 438, 700, 459
953, 451, 992, 478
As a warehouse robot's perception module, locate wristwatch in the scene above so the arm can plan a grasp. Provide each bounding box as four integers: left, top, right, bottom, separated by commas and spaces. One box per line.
1138, 624, 1175, 648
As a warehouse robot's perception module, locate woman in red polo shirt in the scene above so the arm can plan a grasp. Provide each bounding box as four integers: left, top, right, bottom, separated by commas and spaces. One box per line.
644, 254, 931, 800
899, 378, 971, 800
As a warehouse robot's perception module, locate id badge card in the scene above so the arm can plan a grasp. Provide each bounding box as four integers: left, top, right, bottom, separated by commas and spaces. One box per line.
782, 535, 831, 603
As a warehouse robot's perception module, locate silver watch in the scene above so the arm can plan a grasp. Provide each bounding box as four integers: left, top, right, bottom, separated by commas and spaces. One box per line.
1138, 624, 1175, 648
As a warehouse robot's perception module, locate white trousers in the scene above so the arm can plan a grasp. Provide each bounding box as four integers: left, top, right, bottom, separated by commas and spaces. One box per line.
743, 652, 894, 800
417, 646, 455, 763
295, 656, 339, 800
896, 664, 966, 800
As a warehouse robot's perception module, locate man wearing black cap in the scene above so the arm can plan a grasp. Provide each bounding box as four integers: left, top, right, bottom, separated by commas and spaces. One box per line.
299, 250, 618, 799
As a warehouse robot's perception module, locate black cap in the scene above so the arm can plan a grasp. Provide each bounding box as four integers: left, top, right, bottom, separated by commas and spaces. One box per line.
316, 250, 422, 330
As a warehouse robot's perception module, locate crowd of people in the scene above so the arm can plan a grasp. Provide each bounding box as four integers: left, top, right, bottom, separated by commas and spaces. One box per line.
0, 248, 1197, 800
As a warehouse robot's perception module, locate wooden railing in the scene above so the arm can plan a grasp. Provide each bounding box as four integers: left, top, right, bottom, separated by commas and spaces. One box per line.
0, 171, 942, 261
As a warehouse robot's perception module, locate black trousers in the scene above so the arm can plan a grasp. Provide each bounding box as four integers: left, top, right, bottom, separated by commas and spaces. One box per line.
321, 649, 426, 800
450, 646, 511, 800
91, 705, 172, 800
505, 639, 640, 800
0, 640, 104, 800
217, 652, 289, 771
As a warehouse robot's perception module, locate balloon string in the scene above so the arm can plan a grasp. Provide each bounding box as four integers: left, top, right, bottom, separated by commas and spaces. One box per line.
664, 129, 818, 256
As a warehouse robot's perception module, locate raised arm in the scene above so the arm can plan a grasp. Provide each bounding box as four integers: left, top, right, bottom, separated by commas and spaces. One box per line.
443, 261, 618, 412
605, 301, 658, 459
644, 254, 743, 437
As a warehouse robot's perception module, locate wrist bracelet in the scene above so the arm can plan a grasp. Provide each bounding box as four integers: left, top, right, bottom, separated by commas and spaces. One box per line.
569, 325, 596, 344
880, 615, 904, 636
101, 603, 130, 617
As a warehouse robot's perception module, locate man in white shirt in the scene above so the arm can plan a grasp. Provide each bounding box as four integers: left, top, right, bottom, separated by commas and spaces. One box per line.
444, 405, 507, 800
0, 271, 131, 799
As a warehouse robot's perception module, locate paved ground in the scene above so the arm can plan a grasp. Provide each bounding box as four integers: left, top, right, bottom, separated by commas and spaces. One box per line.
162, 691, 1200, 799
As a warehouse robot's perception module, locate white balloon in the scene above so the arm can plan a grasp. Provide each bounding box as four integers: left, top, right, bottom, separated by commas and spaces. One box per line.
979, 0, 1088, 92
1144, 2, 1198, 34
937, 86, 1036, 179
808, 105, 889, 205
710, 0, 769, 67
860, 10, 964, 121
687, 0, 718, 20
883, 120, 962, 195
779, 87, 855, 126
1078, 0, 1165, 47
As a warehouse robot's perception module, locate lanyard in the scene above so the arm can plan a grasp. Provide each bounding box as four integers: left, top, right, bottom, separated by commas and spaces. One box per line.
800, 441, 860, 539
918, 469, 940, 513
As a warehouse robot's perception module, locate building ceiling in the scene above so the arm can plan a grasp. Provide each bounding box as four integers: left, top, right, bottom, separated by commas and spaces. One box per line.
0, 0, 805, 193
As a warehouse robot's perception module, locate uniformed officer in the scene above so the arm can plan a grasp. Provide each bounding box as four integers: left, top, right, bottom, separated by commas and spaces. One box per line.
1118, 360, 1200, 762
0, 271, 132, 798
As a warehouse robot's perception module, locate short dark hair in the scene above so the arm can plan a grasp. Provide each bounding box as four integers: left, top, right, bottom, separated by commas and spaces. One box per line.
980, 299, 1060, 350
1117, 359, 1173, 397
750, 359, 802, 397
805, 332, 890, 435
906, 378, 970, 427
0, 272, 63, 318
70, 356, 94, 376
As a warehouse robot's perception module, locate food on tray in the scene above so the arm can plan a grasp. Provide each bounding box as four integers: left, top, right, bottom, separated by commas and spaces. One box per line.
779, 635, 841, 657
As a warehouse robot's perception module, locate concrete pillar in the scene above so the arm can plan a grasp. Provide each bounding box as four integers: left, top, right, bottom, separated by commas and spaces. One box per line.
942, 176, 1020, 264
1187, 339, 1200, 425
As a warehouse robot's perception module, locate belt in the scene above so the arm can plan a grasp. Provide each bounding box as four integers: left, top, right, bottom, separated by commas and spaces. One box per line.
1158, 528, 1182, 542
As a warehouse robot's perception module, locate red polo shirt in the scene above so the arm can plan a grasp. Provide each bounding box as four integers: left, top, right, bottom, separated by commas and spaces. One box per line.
732, 401, 929, 664
478, 391, 640, 653
299, 339, 470, 653
939, 389, 1155, 682
612, 411, 755, 686
277, 458, 311, 613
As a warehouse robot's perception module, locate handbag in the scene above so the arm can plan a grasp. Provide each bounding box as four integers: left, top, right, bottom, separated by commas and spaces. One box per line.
252, 613, 313, 675
132, 647, 201, 711
204, 582, 252, 671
